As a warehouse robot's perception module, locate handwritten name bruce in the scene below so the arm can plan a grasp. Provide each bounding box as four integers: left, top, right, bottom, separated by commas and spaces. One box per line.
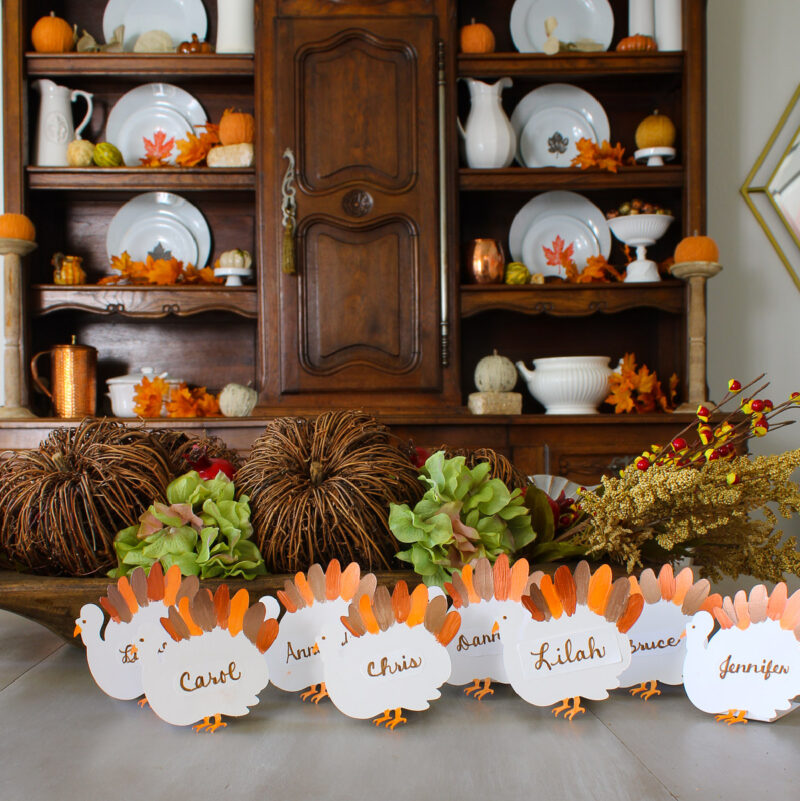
719, 655, 789, 681
630, 636, 680, 654
532, 636, 605, 671
456, 631, 500, 652
367, 655, 422, 677
180, 662, 241, 692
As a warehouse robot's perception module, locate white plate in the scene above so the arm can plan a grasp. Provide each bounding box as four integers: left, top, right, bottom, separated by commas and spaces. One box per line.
511, 84, 609, 165
509, 190, 611, 264
521, 215, 600, 276
510, 0, 537, 52
107, 192, 211, 268
526, 0, 614, 52
103, 0, 208, 51
106, 83, 207, 167
519, 106, 597, 167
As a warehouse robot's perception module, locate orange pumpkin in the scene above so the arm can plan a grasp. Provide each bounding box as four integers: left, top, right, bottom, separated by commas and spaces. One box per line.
31, 11, 75, 54
218, 109, 255, 146
635, 110, 677, 149
0, 213, 36, 241
460, 19, 495, 54
674, 234, 719, 264
616, 34, 657, 52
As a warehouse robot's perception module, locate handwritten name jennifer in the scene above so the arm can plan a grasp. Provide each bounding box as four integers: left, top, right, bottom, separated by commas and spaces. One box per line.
719, 655, 789, 681
531, 636, 605, 671
180, 662, 241, 692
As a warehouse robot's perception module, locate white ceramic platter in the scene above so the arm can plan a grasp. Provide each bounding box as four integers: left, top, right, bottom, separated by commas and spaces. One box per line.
519, 106, 597, 168
508, 190, 611, 265
510, 0, 537, 53
106, 192, 211, 268
103, 0, 208, 52
105, 83, 207, 167
521, 214, 600, 276
527, 0, 614, 52
511, 84, 609, 165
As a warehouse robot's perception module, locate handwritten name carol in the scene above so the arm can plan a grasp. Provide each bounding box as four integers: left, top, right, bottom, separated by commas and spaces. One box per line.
180, 661, 241, 692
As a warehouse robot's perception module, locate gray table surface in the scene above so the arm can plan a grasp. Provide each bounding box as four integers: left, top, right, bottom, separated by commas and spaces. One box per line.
1, 609, 798, 801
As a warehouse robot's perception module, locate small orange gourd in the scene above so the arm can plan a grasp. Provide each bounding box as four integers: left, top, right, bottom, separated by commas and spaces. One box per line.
674, 233, 719, 264
635, 110, 676, 149
0, 213, 36, 242
31, 11, 75, 54
218, 109, 255, 146
460, 19, 495, 54
616, 34, 657, 52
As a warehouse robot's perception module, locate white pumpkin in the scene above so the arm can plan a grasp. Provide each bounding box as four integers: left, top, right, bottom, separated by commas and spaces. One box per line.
218, 383, 258, 417
474, 350, 518, 392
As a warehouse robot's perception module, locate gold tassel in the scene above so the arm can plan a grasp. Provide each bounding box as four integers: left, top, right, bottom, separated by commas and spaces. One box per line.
282, 218, 296, 275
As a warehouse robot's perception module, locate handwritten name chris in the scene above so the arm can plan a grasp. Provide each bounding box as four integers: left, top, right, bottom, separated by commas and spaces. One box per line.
367, 655, 422, 677
719, 655, 789, 681
532, 636, 605, 671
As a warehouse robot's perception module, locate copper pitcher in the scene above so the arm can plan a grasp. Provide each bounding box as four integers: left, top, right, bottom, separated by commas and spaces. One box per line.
466, 238, 505, 283
30, 336, 97, 417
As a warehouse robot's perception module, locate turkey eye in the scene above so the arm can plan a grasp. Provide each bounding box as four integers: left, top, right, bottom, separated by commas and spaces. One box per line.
139, 637, 144, 642
502, 615, 507, 620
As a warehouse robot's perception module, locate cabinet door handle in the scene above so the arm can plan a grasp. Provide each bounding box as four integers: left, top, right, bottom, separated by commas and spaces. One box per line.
437, 40, 449, 368
281, 147, 297, 275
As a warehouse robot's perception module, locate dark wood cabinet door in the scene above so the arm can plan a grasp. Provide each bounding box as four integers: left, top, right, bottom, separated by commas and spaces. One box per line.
275, 16, 442, 395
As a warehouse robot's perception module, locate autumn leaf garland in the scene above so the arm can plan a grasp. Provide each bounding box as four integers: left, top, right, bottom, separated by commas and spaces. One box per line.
98, 251, 221, 286
133, 376, 221, 418
606, 352, 678, 414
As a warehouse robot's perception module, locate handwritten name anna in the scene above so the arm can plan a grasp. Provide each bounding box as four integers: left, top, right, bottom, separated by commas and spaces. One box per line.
456, 631, 500, 652
719, 655, 789, 681
630, 636, 680, 654
532, 636, 605, 671
367, 655, 422, 677
180, 662, 241, 692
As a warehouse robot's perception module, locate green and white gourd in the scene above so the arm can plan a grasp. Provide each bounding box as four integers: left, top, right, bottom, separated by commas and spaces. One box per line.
474, 349, 518, 392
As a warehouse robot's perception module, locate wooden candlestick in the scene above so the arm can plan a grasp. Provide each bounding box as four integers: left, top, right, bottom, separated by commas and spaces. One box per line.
0, 237, 37, 418
669, 260, 722, 412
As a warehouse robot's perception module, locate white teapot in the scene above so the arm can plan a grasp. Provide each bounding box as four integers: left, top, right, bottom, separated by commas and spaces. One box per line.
33, 79, 94, 166
457, 77, 516, 169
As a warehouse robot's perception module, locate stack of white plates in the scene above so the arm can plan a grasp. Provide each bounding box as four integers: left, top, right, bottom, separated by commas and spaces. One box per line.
511, 83, 609, 168
510, 0, 614, 53
103, 0, 208, 52
509, 190, 611, 278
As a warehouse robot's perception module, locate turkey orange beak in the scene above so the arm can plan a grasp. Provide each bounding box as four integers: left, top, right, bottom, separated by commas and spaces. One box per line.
491, 621, 500, 635
312, 643, 319, 655
679, 629, 686, 639
73, 623, 82, 637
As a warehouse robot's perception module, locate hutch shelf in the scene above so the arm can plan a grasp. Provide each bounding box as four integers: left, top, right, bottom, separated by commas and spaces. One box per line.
1, 0, 709, 483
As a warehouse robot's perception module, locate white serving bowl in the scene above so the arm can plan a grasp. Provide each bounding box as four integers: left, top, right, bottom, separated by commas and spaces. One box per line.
516, 356, 612, 414
607, 213, 674, 247
106, 367, 183, 417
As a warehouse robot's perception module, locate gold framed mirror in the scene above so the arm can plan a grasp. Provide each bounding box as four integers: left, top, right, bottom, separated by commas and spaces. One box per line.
741, 84, 800, 291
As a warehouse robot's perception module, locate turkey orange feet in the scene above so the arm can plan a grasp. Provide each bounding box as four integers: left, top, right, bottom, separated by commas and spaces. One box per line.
552, 696, 585, 720
192, 713, 228, 733
715, 709, 748, 725
301, 683, 328, 703
464, 678, 494, 700
629, 680, 661, 701
137, 697, 149, 709
373, 708, 407, 730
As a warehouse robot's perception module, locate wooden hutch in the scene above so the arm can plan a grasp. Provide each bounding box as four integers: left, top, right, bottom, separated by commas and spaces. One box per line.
0, 0, 708, 483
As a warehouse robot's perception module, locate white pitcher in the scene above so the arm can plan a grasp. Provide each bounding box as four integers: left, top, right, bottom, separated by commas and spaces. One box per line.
457, 77, 516, 169
217, 0, 255, 54
33, 79, 93, 167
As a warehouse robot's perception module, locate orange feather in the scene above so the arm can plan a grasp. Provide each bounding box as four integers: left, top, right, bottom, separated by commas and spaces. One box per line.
443, 582, 463, 608
713, 607, 734, 629
733, 590, 750, 629
768, 582, 789, 620
99, 596, 120, 623
553, 564, 576, 616
162, 564, 182, 607
295, 572, 315, 607
628, 575, 642, 596
658, 563, 675, 601
340, 563, 361, 602
160, 616, 182, 642
672, 567, 693, 606
178, 596, 203, 636
616, 592, 644, 633
539, 574, 564, 619
521, 595, 546, 621
436, 610, 461, 646
359, 594, 380, 634
460, 564, 481, 604
256, 618, 279, 653
277, 590, 297, 613
228, 588, 250, 637
780, 589, 800, 630
406, 584, 428, 627
214, 584, 230, 628
340, 616, 363, 639
116, 575, 139, 616
325, 559, 342, 600
493, 553, 511, 601
509, 557, 529, 601
146, 562, 165, 601
392, 581, 412, 622
700, 592, 723, 615
588, 564, 612, 614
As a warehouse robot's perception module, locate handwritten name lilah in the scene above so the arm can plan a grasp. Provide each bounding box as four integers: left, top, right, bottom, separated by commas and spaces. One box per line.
719, 655, 789, 681
532, 636, 605, 671
180, 662, 241, 692
456, 631, 500, 652
367, 654, 422, 677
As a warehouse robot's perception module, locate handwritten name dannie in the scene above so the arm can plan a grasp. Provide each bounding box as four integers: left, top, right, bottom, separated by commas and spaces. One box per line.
719, 655, 789, 681
456, 631, 500, 652
532, 636, 605, 671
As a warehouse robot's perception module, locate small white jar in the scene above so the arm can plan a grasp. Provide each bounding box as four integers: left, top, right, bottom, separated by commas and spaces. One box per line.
106, 367, 183, 418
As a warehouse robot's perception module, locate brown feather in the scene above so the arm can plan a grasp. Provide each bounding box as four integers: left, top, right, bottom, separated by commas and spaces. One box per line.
191, 589, 216, 632
617, 593, 644, 633
106, 585, 132, 623
257, 618, 279, 653
282, 579, 305, 611
638, 568, 661, 604
356, 574, 377, 603
346, 602, 367, 636
392, 581, 411, 622
451, 573, 470, 609
214, 584, 231, 628
722, 596, 738, 626
308, 563, 326, 602
277, 590, 297, 613
325, 559, 342, 600
341, 615, 363, 639
573, 561, 590, 606
681, 579, 711, 616
243, 602, 266, 645
146, 562, 165, 601
528, 584, 551, 621
373, 585, 394, 631
492, 553, 510, 601
423, 595, 447, 634
99, 596, 120, 623
176, 575, 199, 606
130, 567, 149, 608
553, 564, 577, 616
604, 578, 630, 622
521, 595, 545, 621
749, 585, 769, 624
167, 605, 191, 640
474, 557, 493, 601
160, 617, 182, 642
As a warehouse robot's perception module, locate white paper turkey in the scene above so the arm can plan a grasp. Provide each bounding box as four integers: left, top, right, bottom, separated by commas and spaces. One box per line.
75, 564, 197, 701
618, 564, 717, 699
496, 562, 643, 718
266, 560, 376, 702
444, 555, 531, 699
683, 583, 800, 723
138, 585, 280, 732
317, 582, 460, 728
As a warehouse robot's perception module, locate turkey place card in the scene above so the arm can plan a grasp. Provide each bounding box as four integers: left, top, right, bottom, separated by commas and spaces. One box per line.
683, 583, 800, 723
138, 585, 279, 732
316, 582, 460, 728
496, 563, 642, 719
75, 564, 198, 701
444, 555, 531, 699
265, 560, 377, 701
618, 564, 717, 700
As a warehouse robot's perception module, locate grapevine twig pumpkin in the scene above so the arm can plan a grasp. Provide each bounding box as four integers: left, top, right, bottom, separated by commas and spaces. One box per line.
236, 410, 424, 572
443, 446, 530, 492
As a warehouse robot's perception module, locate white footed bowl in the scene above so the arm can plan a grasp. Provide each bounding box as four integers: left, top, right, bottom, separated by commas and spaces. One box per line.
516, 356, 612, 414
607, 213, 673, 247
